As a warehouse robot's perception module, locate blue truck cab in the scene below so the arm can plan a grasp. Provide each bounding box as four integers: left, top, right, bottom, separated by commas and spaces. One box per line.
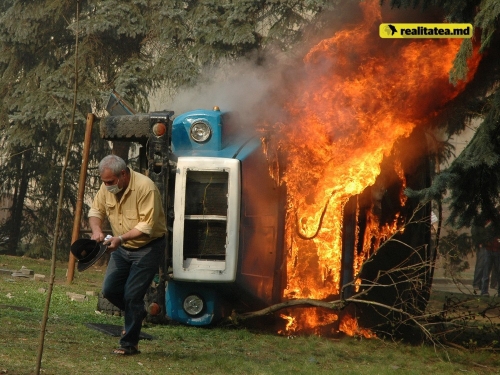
165, 108, 286, 325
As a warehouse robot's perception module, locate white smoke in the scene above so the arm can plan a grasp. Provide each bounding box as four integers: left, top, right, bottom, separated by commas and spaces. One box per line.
149, 58, 284, 127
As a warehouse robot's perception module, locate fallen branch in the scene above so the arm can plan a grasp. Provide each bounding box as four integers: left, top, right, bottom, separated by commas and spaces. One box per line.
234, 298, 345, 321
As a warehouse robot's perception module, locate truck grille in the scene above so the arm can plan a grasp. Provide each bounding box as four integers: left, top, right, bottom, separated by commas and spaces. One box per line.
183, 170, 228, 260
183, 221, 227, 259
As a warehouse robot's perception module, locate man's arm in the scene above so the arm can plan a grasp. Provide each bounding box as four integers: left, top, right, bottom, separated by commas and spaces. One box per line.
90, 213, 146, 251
89, 216, 105, 242
134, 186, 164, 235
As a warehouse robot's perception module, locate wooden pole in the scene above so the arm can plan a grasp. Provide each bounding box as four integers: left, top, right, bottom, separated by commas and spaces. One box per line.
67, 113, 95, 283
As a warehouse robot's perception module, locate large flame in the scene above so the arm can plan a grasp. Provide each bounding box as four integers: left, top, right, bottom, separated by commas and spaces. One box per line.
275, 0, 480, 333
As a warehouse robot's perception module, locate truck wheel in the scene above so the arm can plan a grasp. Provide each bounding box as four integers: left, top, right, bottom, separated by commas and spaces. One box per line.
99, 114, 150, 140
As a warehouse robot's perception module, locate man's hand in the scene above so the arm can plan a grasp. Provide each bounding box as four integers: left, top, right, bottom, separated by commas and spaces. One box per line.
90, 231, 105, 242
104, 236, 122, 252
89, 217, 105, 242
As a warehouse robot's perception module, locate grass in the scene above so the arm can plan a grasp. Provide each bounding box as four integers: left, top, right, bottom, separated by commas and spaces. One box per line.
1, 254, 499, 375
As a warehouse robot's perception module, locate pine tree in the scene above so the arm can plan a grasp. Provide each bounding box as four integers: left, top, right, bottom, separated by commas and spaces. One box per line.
0, 1, 148, 257
146, 0, 335, 89
0, 0, 334, 258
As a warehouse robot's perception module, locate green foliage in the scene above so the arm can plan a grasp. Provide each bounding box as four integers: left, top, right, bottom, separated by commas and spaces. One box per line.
474, 0, 500, 50
147, 0, 336, 89
450, 38, 473, 85
0, 1, 105, 258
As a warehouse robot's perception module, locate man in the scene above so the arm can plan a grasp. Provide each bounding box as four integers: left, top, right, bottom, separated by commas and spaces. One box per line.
472, 242, 487, 294
471, 218, 500, 297
481, 237, 500, 297
472, 244, 498, 294
89, 155, 167, 355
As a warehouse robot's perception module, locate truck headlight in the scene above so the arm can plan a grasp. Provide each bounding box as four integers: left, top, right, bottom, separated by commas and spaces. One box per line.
190, 121, 211, 143
183, 294, 204, 316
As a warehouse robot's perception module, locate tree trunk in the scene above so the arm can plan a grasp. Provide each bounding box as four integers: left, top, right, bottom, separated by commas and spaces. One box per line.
5, 150, 31, 255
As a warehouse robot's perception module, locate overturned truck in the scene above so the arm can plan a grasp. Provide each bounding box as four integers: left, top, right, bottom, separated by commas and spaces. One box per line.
98, 96, 434, 335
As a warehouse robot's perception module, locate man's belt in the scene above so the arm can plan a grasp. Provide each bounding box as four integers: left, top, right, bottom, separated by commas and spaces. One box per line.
121, 235, 165, 251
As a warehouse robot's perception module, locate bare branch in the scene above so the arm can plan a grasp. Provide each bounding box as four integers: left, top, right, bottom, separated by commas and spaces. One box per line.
229, 201, 500, 351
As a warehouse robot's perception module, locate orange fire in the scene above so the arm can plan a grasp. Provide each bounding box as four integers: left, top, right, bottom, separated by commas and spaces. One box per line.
339, 314, 376, 339
275, 0, 480, 333
278, 310, 339, 336
278, 314, 297, 336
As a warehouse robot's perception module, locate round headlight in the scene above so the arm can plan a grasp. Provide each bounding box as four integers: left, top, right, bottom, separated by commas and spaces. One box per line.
183, 294, 204, 316
190, 121, 211, 143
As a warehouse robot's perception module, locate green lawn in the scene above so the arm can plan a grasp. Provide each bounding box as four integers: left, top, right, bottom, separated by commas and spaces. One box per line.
0, 254, 499, 375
